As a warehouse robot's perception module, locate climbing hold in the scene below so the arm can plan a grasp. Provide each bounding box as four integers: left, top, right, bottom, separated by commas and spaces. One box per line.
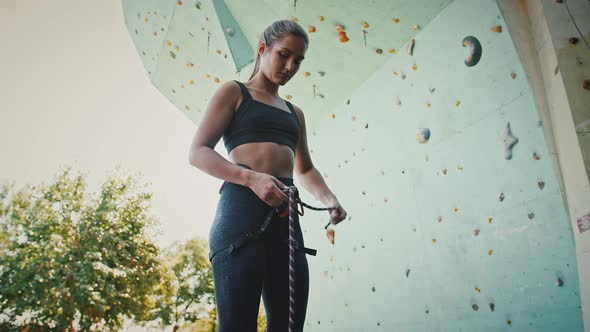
317, 71, 325, 77
393, 71, 399, 76
499, 192, 505, 202
412, 64, 417, 71
363, 22, 369, 29
511, 72, 517, 79
491, 25, 502, 33
177, 0, 182, 5
225, 27, 234, 36
472, 304, 479, 311
326, 228, 335, 244
507, 320, 512, 326
533, 152, 540, 160
216, 49, 222, 55
528, 212, 534, 219
304, 72, 311, 77
473, 229, 480, 236
170, 51, 177, 59
538, 181, 545, 190
489, 303, 495, 312
406, 269, 411, 278
488, 249, 493, 256
442, 169, 447, 175
569, 37, 579, 45
389, 48, 396, 53
557, 277, 564, 287
335, 24, 344, 32
454, 208, 459, 212
416, 128, 431, 144
166, 40, 172, 47
436, 216, 442, 223
352, 116, 357, 121
401, 73, 407, 80
488, 217, 493, 223
339, 31, 349, 43
501, 122, 519, 160
462, 36, 482, 67
432, 239, 437, 243
407, 39, 415, 56
412, 24, 420, 31
427, 102, 431, 108
584, 80, 590, 91
456, 100, 461, 107
429, 88, 436, 93
331, 114, 336, 119
308, 26, 316, 33
393, 18, 400, 23
371, 286, 376, 292
376, 48, 383, 54
319, 16, 325, 22
475, 287, 481, 293
286, 95, 293, 100
395, 99, 402, 107
214, 77, 220, 83
365, 123, 369, 129
457, 166, 464, 171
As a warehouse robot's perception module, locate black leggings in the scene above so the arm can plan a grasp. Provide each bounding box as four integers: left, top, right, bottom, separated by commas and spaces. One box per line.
209, 170, 309, 331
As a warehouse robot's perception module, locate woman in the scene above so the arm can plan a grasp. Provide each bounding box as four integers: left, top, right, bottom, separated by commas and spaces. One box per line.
188, 19, 347, 331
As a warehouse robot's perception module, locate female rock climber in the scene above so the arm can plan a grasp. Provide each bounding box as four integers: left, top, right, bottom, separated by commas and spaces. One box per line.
188, 19, 347, 331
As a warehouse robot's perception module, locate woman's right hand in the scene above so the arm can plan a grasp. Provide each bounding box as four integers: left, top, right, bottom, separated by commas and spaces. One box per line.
248, 172, 290, 207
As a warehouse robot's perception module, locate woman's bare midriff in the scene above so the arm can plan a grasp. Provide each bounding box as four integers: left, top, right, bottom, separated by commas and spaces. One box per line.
229, 142, 295, 178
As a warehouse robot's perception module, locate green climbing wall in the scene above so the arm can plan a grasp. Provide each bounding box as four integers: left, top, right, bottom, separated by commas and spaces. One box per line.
297, 0, 584, 330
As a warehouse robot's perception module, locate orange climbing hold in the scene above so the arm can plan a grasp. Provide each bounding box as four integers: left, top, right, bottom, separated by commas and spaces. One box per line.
363, 22, 369, 29
339, 31, 349, 43
491, 25, 502, 33
412, 64, 417, 71
335, 24, 344, 32
177, 0, 182, 5
327, 228, 335, 244
389, 48, 396, 53
286, 95, 293, 100
167, 40, 172, 47
393, 18, 400, 23
308, 26, 316, 33
304, 72, 311, 77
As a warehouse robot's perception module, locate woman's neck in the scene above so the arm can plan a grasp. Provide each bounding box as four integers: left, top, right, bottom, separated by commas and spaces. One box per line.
246, 75, 279, 96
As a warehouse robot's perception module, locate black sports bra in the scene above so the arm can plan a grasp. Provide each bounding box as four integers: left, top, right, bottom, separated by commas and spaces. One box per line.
222, 81, 300, 154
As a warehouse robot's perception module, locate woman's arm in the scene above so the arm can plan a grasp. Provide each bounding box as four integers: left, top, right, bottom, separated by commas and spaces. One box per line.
293, 105, 347, 224
188, 81, 289, 207
188, 81, 253, 186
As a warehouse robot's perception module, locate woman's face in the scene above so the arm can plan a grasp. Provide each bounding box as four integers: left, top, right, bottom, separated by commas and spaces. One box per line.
259, 34, 307, 86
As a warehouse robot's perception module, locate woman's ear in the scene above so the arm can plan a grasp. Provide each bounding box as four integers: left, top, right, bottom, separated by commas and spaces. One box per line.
257, 41, 267, 56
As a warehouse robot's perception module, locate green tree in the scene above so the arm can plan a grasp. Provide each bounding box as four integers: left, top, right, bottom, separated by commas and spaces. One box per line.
149, 238, 215, 332
0, 166, 163, 331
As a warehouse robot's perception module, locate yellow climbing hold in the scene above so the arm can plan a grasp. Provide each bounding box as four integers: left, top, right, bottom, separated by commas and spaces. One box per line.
432, 239, 437, 243
393, 71, 398, 76
363, 22, 369, 29
393, 18, 400, 23
205, 74, 211, 79
427, 102, 431, 108
389, 48, 396, 54
456, 101, 461, 107
475, 287, 481, 293
454, 208, 459, 212
184, 105, 189, 111
331, 114, 336, 119
286, 95, 293, 100
189, 80, 194, 85
412, 64, 417, 71
319, 16, 325, 22
488, 249, 493, 256
214, 77, 220, 83
488, 217, 493, 223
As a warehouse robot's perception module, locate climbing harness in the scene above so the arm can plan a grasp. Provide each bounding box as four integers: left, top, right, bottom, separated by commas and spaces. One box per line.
210, 165, 336, 332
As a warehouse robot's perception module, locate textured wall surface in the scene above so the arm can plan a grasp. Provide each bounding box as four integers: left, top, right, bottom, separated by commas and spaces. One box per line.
297, 0, 583, 330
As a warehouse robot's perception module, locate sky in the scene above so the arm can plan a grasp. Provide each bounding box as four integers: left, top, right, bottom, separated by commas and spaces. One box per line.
0, 0, 224, 248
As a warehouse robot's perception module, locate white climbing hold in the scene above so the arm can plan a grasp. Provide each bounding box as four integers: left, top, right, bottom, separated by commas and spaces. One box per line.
501, 122, 518, 160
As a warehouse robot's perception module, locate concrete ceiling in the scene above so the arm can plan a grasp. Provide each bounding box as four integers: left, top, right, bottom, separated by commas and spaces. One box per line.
122, 0, 453, 127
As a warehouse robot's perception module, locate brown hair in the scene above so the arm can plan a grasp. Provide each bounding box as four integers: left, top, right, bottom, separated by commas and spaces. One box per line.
249, 20, 309, 80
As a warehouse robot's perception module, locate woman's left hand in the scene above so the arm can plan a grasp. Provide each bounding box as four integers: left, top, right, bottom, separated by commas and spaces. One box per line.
328, 202, 347, 225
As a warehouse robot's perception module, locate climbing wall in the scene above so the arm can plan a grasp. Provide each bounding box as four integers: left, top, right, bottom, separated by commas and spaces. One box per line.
297, 0, 584, 330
